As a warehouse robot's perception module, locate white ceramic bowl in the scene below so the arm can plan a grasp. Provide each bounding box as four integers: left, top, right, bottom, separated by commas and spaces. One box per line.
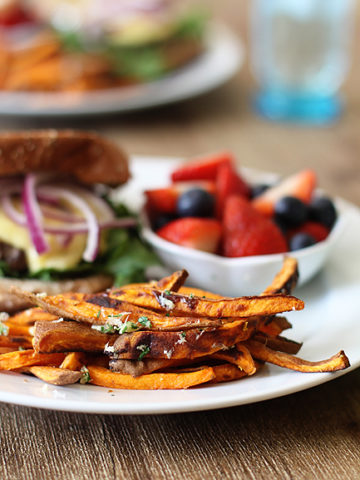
141, 197, 348, 297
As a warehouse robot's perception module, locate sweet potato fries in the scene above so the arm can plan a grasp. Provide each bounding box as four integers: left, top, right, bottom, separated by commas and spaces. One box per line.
0, 258, 350, 389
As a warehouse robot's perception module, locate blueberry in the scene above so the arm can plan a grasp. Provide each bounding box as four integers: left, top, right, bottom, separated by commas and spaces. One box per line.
251, 184, 269, 198
153, 213, 176, 231
308, 197, 337, 229
177, 189, 215, 218
273, 216, 288, 235
274, 196, 308, 227
289, 233, 316, 251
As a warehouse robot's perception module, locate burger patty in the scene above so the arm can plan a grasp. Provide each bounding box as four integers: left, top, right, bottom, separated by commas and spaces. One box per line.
0, 241, 27, 272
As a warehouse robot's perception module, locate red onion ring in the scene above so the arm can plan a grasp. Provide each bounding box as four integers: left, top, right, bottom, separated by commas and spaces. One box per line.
2, 195, 136, 233
22, 174, 49, 255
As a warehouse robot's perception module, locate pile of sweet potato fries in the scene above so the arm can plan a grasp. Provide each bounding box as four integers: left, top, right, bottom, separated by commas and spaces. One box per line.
0, 32, 131, 92
0, 258, 350, 389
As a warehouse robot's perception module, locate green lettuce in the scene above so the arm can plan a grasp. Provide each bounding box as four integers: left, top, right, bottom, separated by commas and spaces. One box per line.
57, 10, 207, 81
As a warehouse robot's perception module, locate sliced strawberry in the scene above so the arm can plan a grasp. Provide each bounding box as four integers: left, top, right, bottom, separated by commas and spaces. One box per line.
157, 218, 222, 253
145, 181, 215, 214
145, 187, 178, 214
175, 181, 216, 196
223, 196, 287, 257
216, 163, 250, 218
171, 152, 233, 182
252, 169, 317, 217
288, 221, 330, 243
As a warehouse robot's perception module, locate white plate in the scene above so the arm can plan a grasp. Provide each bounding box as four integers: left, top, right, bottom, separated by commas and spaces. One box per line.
0, 24, 243, 117
0, 156, 359, 414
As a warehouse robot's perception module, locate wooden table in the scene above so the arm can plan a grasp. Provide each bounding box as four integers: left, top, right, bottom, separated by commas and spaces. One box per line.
1, 3, 360, 479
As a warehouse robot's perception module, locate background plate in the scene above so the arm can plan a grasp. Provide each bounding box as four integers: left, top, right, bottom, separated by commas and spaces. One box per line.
0, 24, 243, 117
0, 156, 359, 414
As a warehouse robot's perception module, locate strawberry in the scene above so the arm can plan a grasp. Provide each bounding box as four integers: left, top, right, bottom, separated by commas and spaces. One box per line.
288, 221, 330, 243
223, 196, 287, 257
171, 152, 233, 182
252, 169, 317, 217
145, 181, 215, 214
145, 188, 178, 213
157, 218, 222, 253
216, 163, 250, 218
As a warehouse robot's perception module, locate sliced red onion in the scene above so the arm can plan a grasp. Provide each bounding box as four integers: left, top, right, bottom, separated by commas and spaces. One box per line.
1, 196, 26, 226
3, 177, 137, 262
70, 186, 115, 221
61, 234, 73, 248
22, 174, 49, 255
38, 186, 100, 262
41, 217, 136, 234
41, 205, 84, 224
2, 195, 136, 233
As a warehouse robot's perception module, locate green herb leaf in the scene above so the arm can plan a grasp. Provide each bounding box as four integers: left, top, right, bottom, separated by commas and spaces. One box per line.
120, 321, 140, 334
137, 344, 150, 361
80, 366, 91, 384
101, 324, 117, 334
138, 316, 152, 328
0, 323, 9, 336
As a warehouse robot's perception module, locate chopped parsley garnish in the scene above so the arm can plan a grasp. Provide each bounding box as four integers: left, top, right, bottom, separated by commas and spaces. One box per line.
80, 366, 91, 384
180, 332, 186, 339
137, 344, 150, 361
164, 290, 171, 295
138, 316, 152, 328
165, 313, 170, 317
18, 346, 25, 351
93, 320, 140, 334
96, 310, 101, 318
120, 321, 139, 334
189, 293, 194, 299
101, 324, 117, 334
0, 323, 9, 336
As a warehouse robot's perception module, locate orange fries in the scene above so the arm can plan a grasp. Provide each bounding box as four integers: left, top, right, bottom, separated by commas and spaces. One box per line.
0, 258, 350, 389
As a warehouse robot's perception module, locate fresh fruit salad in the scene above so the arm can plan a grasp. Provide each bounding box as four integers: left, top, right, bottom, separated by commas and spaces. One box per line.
144, 153, 338, 257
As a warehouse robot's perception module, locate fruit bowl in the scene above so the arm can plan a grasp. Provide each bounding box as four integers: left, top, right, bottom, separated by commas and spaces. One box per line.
140, 161, 348, 296
141, 201, 346, 296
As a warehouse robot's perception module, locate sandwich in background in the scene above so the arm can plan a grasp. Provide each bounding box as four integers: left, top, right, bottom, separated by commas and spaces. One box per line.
0, 0, 207, 91
0, 130, 158, 311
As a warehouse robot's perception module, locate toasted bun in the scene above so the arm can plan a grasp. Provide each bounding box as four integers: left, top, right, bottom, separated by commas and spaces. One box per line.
0, 274, 113, 312
0, 130, 129, 186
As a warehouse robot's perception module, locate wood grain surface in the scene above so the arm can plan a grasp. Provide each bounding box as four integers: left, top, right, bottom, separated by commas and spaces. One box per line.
1, 369, 359, 480
1, 2, 360, 479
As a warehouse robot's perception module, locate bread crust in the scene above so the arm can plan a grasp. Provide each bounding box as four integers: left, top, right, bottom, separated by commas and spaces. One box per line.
0, 130, 129, 185
0, 274, 113, 312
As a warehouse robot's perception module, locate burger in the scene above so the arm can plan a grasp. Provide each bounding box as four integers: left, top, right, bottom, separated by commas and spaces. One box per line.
3, 0, 206, 88
30, 0, 205, 79
0, 130, 157, 311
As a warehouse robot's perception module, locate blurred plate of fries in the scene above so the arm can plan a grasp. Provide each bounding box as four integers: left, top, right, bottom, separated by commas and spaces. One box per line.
0, 23, 243, 116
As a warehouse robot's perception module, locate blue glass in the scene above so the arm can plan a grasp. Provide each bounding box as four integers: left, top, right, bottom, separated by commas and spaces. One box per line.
251, 0, 354, 124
